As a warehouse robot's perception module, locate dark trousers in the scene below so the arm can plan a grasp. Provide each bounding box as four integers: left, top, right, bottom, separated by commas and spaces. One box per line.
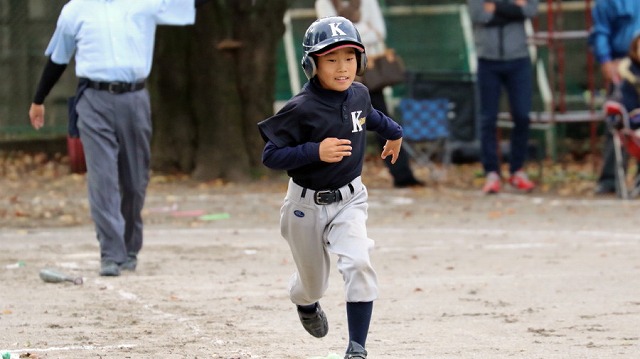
598, 134, 619, 189
369, 89, 417, 185
76, 88, 151, 264
478, 57, 532, 174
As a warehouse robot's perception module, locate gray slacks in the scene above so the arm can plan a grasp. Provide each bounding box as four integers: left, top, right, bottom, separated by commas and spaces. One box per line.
76, 88, 151, 264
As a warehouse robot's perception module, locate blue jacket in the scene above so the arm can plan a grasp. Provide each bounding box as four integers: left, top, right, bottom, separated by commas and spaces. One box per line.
590, 0, 640, 64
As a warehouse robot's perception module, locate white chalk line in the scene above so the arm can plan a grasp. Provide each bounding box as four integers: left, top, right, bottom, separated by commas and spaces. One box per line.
2, 227, 638, 249
1, 279, 214, 358
93, 279, 204, 339
373, 228, 638, 253
0, 344, 135, 357
370, 227, 640, 241
4, 226, 637, 238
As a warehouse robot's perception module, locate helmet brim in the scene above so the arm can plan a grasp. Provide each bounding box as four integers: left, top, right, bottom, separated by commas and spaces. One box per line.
315, 43, 365, 56
307, 37, 365, 54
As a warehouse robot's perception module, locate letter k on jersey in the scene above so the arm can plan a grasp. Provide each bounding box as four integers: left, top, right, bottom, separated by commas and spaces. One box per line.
351, 110, 364, 133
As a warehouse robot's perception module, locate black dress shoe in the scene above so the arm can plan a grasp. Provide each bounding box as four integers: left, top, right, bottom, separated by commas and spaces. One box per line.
594, 183, 616, 195
394, 178, 425, 188
119, 254, 137, 271
100, 260, 121, 276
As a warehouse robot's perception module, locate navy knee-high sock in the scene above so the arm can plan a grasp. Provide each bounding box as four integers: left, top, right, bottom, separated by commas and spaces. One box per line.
346, 301, 373, 348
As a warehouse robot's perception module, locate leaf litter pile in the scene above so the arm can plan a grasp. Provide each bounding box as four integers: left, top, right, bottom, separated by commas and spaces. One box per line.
0, 149, 611, 229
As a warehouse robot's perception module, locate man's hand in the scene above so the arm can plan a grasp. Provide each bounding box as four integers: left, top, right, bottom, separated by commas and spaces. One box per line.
29, 103, 45, 130
602, 61, 621, 84
319, 137, 352, 163
381, 138, 402, 164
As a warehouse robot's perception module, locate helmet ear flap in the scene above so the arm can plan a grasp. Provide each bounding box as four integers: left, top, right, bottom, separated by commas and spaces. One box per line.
301, 54, 317, 80
357, 52, 367, 76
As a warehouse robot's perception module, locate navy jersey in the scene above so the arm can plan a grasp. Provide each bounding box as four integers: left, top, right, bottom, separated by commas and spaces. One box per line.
258, 78, 402, 190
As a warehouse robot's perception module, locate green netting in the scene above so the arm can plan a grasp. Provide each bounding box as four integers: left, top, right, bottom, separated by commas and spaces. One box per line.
387, 13, 469, 74
2, 0, 600, 144
275, 3, 470, 100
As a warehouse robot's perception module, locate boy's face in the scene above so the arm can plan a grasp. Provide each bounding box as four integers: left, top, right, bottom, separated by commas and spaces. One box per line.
315, 47, 359, 92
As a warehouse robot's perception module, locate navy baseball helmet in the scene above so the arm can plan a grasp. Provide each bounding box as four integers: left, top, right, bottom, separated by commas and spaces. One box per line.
301, 16, 367, 80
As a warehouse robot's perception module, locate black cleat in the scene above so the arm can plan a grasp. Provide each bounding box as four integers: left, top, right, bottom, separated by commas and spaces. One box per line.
394, 178, 425, 188
344, 341, 367, 359
297, 302, 328, 338
594, 182, 616, 195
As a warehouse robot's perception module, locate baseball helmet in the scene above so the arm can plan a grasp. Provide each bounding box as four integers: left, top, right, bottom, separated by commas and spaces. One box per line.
301, 16, 367, 80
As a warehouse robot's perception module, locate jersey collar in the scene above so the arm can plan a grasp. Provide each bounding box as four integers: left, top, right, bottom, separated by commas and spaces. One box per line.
309, 77, 349, 105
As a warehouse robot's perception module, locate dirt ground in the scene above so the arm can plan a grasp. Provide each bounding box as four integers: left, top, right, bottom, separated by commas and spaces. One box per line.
1, 156, 640, 359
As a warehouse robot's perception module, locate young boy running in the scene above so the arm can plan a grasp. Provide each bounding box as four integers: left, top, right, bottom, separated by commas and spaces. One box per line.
257, 16, 404, 359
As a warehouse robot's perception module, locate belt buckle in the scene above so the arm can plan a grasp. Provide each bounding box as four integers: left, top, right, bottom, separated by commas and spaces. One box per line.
108, 82, 122, 94
314, 190, 333, 205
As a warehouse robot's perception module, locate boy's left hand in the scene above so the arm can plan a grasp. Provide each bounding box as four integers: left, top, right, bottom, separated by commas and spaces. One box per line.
381, 138, 402, 164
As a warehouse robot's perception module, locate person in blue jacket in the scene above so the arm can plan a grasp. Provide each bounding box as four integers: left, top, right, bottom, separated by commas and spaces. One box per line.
590, 0, 640, 195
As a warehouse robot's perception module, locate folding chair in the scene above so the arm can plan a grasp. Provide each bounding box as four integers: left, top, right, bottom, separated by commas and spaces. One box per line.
397, 97, 453, 180
603, 100, 640, 199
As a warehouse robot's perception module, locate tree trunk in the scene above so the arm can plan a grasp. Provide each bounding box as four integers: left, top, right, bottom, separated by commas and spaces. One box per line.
151, 0, 292, 182
231, 1, 290, 169
149, 26, 197, 173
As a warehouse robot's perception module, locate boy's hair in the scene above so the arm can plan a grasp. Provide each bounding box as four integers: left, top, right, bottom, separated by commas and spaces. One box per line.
301, 16, 367, 79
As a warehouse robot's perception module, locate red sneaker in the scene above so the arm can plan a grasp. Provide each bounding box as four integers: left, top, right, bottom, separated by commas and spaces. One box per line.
482, 172, 501, 194
508, 171, 535, 192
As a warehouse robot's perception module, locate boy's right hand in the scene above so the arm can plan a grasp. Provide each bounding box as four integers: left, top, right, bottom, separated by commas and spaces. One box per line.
319, 138, 352, 163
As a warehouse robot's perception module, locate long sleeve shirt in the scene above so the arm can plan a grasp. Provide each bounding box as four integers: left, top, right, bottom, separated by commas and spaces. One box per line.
258, 78, 402, 190
45, 0, 196, 83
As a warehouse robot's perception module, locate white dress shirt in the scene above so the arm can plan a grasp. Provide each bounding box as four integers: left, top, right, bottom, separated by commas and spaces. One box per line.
45, 0, 195, 82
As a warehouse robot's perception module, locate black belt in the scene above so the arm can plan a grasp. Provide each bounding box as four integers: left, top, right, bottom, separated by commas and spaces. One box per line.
301, 183, 355, 205
85, 79, 145, 94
